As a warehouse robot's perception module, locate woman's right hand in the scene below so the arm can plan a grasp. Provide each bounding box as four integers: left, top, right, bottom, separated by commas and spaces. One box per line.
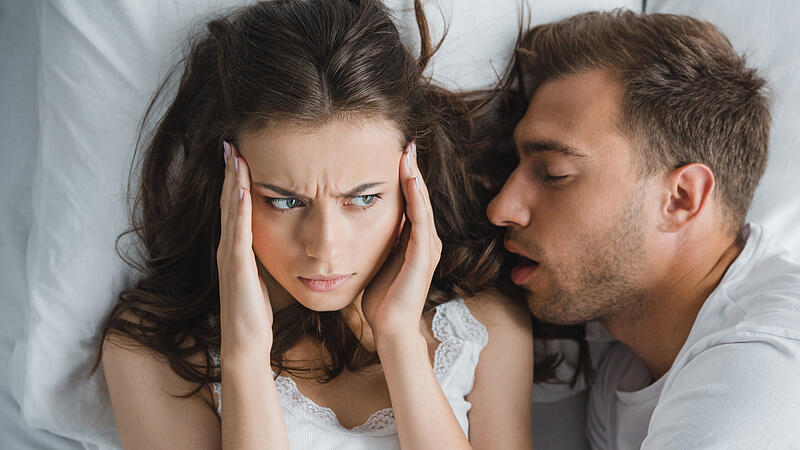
217, 142, 290, 450
217, 140, 273, 354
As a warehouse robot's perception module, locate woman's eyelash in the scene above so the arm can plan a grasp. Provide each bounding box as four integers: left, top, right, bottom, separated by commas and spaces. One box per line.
262, 194, 382, 212
263, 197, 304, 211
347, 194, 382, 210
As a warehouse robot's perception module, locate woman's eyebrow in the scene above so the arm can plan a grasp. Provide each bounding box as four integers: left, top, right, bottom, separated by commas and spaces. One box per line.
254, 183, 302, 198
341, 182, 386, 197
253, 182, 386, 198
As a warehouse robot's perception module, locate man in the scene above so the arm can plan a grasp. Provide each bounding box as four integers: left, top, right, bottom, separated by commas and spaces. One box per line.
487, 10, 800, 449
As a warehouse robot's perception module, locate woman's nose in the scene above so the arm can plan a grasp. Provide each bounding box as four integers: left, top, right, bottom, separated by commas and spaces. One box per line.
303, 206, 340, 262
486, 171, 531, 228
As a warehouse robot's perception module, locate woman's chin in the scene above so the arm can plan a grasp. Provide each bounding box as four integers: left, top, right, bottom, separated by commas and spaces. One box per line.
294, 294, 356, 312
288, 283, 362, 312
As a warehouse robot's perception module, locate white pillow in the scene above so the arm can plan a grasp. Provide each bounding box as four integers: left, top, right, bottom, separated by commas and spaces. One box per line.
389, 0, 643, 89
8, 1, 639, 448
9, 2, 260, 448
646, 0, 800, 257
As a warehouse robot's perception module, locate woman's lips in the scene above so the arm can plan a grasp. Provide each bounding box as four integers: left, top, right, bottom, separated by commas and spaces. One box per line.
298, 274, 355, 292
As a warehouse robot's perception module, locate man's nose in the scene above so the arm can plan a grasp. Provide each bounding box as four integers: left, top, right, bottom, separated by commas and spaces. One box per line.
486, 170, 531, 228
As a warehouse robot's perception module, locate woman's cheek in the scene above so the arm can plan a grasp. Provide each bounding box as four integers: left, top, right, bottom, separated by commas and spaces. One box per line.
251, 207, 291, 265
361, 199, 404, 267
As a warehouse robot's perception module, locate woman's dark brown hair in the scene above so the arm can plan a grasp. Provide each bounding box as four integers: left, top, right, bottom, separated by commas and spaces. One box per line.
89, 0, 524, 402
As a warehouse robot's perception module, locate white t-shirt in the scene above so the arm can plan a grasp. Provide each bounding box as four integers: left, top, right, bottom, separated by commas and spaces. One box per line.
587, 223, 800, 449
209, 298, 488, 450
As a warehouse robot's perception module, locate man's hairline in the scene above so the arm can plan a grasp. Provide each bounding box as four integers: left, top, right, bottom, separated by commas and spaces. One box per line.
517, 67, 743, 234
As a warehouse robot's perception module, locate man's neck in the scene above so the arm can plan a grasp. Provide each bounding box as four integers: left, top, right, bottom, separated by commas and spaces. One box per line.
603, 230, 745, 380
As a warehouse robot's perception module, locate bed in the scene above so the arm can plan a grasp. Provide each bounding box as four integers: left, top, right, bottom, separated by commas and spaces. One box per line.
1, 1, 797, 449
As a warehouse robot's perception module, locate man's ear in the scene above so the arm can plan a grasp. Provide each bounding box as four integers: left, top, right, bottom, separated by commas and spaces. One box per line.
658, 163, 715, 232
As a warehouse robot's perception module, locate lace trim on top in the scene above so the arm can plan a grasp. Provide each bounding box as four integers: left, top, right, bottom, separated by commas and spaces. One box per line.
275, 375, 396, 435
432, 298, 489, 382
209, 298, 488, 434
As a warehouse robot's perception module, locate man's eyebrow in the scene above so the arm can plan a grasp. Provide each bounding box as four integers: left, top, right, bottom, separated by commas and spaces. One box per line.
518, 140, 587, 159
253, 182, 387, 198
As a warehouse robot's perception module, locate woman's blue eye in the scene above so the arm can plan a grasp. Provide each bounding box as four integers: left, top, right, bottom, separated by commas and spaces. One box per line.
350, 194, 377, 207
268, 197, 303, 210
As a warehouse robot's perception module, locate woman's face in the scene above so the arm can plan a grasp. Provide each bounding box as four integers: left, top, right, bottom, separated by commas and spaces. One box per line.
238, 118, 406, 312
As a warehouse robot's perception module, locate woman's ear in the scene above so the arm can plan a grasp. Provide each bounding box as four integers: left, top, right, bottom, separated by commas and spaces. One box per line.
658, 163, 715, 232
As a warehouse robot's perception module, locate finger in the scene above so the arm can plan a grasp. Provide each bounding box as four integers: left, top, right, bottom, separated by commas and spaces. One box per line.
227, 143, 254, 245
399, 142, 439, 239
362, 219, 409, 317
399, 142, 414, 205
403, 175, 432, 268
221, 187, 256, 300
223, 142, 246, 253
220, 140, 235, 246
230, 142, 252, 192
233, 186, 254, 261
409, 143, 435, 223
227, 143, 255, 259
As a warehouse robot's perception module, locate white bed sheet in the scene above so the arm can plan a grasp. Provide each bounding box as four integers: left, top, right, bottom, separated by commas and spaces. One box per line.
6, 1, 798, 450
0, 0, 84, 448
6, 1, 637, 448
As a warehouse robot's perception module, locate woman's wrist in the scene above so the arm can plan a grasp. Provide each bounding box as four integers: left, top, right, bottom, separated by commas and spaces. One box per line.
221, 328, 272, 365
374, 328, 427, 359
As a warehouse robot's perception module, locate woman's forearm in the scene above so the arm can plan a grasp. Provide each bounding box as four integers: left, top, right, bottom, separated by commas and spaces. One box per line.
376, 332, 471, 450
220, 342, 290, 450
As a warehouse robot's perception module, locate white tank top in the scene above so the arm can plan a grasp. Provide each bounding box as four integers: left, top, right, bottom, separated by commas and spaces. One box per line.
209, 298, 488, 449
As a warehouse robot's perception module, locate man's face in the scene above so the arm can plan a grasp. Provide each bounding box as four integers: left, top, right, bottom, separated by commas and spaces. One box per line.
487, 70, 655, 325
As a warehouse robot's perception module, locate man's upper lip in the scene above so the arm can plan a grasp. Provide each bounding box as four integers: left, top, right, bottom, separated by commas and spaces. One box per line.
503, 240, 537, 262
503, 240, 524, 255
299, 274, 353, 281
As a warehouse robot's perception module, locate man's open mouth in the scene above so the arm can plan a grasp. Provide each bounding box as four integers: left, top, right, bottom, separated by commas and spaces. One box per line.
510, 253, 540, 285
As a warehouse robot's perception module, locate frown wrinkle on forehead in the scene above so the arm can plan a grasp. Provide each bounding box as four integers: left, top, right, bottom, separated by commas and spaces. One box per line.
238, 118, 406, 199
254, 181, 388, 200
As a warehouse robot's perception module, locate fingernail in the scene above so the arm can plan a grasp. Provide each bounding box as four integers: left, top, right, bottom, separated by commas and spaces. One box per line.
223, 141, 231, 164
239, 187, 244, 201
413, 176, 420, 190
234, 156, 239, 173
405, 150, 412, 170
410, 141, 417, 156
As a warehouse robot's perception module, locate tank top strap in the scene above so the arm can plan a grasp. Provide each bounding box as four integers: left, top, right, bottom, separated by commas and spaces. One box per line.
431, 298, 489, 386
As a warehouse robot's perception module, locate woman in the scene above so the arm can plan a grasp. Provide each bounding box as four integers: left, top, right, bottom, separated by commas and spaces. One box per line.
92, 0, 532, 448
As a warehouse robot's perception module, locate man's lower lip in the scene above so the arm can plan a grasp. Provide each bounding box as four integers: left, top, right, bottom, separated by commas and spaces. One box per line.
510, 262, 539, 285
298, 274, 354, 292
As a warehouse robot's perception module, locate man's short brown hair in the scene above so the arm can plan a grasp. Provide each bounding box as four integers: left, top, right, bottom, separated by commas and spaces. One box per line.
514, 9, 771, 231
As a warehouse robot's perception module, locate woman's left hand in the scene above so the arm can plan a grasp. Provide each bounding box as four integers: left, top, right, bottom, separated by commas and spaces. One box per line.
362, 142, 442, 344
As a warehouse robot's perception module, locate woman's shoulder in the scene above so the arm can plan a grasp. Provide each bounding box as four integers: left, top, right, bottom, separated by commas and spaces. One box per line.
102, 311, 215, 409
460, 287, 532, 334
460, 288, 533, 359
428, 288, 531, 348
101, 312, 221, 447
423, 290, 532, 393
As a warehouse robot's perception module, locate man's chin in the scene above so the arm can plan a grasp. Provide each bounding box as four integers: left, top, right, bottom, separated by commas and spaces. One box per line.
525, 293, 592, 326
